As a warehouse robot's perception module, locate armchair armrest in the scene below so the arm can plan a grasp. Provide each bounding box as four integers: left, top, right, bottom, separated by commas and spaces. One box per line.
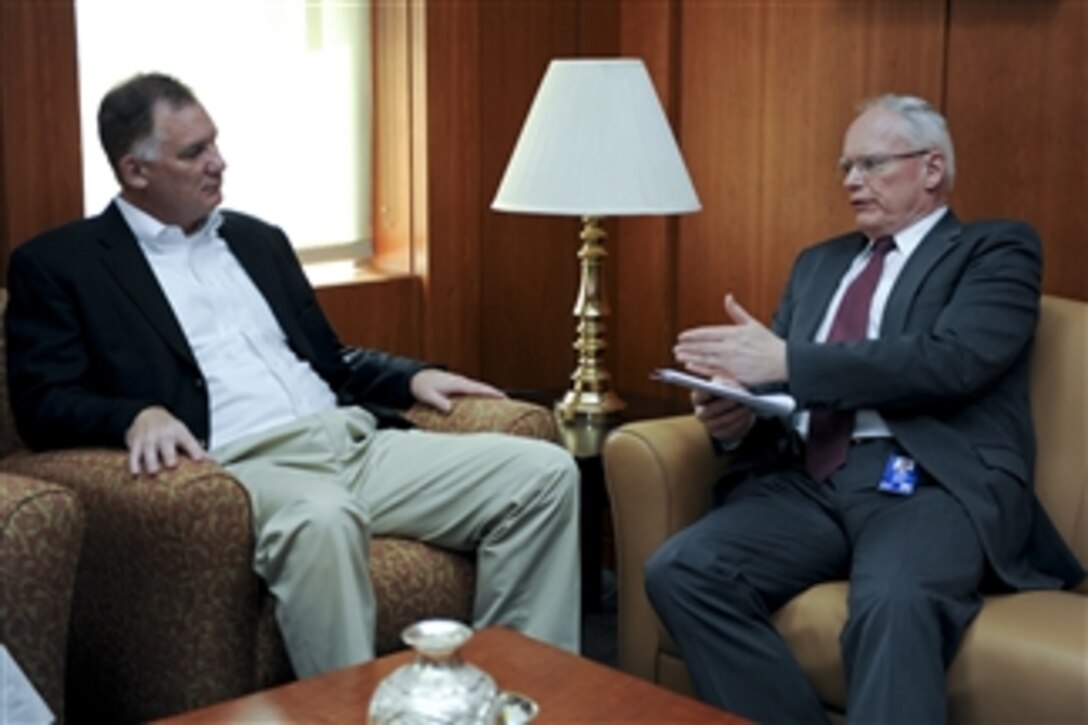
403, 396, 558, 440
0, 449, 264, 720
602, 415, 731, 680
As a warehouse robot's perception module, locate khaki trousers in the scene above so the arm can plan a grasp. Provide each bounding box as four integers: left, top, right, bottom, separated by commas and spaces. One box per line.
213, 407, 581, 678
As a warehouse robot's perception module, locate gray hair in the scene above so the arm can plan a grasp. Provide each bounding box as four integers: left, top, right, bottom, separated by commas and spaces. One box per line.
861, 94, 956, 192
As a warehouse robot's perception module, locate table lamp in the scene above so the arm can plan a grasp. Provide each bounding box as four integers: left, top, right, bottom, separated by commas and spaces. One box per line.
492, 58, 700, 421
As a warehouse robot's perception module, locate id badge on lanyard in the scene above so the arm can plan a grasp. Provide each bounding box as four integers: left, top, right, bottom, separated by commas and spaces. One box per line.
878, 454, 919, 496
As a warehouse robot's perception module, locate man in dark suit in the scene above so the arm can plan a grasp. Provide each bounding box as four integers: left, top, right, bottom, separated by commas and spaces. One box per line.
5, 72, 581, 678
645, 94, 1084, 723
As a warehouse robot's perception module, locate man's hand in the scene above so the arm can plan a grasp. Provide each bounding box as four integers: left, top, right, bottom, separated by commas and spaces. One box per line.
674, 294, 788, 387
409, 369, 505, 413
692, 386, 756, 445
125, 406, 207, 476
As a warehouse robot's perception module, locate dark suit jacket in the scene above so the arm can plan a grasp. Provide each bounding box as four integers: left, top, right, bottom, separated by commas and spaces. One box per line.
5, 203, 427, 452
731, 211, 1083, 591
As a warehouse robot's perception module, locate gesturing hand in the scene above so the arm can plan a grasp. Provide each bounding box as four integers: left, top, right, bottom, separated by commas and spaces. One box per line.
410, 369, 505, 413
674, 294, 788, 387
125, 406, 207, 476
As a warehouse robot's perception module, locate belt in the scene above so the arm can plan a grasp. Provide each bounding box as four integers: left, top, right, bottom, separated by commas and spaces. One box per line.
849, 437, 889, 446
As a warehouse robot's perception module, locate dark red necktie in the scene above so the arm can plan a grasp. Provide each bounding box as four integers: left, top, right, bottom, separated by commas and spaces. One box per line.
805, 236, 895, 482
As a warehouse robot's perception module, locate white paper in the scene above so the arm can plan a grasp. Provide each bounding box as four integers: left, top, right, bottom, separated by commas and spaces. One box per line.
1, 645, 54, 724
651, 368, 796, 418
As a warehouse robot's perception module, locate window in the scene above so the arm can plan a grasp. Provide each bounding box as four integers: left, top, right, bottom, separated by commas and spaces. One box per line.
75, 0, 372, 281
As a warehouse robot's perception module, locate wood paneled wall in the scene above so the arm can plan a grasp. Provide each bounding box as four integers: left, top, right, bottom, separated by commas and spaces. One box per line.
475, 1, 618, 389
461, 0, 1086, 396
1, 0, 1083, 401
0, 0, 83, 282
945, 0, 1086, 300
673, 1, 945, 330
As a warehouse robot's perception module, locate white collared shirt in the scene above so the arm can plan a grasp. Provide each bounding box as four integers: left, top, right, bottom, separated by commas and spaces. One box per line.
115, 197, 337, 450
797, 206, 948, 439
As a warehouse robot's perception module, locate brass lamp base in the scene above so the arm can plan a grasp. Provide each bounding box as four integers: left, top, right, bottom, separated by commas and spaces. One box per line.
555, 388, 626, 422
553, 215, 626, 423
553, 389, 624, 457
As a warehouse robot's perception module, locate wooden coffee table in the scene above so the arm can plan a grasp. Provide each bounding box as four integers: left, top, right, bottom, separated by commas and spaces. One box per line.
155, 627, 747, 723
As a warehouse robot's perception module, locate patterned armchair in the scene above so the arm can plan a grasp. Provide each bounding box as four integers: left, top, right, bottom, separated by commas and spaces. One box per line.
0, 291, 560, 723
0, 473, 84, 725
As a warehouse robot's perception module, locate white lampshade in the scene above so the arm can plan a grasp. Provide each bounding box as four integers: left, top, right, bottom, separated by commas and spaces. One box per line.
492, 58, 700, 217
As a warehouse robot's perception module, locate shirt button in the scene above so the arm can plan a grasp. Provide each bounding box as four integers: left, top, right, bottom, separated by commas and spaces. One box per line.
195, 378, 204, 389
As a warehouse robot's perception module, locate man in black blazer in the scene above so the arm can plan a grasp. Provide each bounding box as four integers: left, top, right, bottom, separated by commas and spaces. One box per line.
645, 95, 1083, 723
5, 73, 581, 678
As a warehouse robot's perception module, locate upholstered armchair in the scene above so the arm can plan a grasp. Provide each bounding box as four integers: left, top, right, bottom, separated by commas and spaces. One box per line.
0, 291, 561, 723
603, 295, 1087, 723
0, 473, 84, 725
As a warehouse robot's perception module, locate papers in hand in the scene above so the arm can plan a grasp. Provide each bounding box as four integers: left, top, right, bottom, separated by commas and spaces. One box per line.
651, 368, 796, 418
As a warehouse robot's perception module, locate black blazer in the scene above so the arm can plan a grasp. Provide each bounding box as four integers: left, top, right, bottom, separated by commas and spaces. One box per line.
731, 211, 1083, 591
5, 203, 426, 451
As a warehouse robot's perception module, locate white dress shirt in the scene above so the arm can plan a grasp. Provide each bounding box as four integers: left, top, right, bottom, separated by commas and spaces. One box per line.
115, 198, 338, 450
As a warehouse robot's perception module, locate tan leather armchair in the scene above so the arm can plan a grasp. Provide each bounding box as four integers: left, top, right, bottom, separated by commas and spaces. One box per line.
603, 294, 1087, 723
0, 291, 561, 723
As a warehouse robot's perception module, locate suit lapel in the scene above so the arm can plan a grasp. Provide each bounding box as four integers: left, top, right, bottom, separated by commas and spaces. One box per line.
94, 204, 197, 364
795, 233, 868, 341
881, 211, 962, 335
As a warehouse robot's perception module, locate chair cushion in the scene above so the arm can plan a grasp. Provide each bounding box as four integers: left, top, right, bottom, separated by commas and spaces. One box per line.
766, 583, 1088, 723
249, 538, 474, 682
771, 582, 850, 709
371, 537, 476, 654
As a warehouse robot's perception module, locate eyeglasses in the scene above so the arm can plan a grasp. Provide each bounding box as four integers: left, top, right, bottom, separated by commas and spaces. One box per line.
838, 149, 930, 177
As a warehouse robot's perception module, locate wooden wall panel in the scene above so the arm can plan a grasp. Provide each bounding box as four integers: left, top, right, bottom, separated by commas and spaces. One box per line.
0, 0, 83, 279
676, 1, 765, 338
477, 2, 590, 389
614, 0, 685, 401
3, 0, 1084, 407
422, 0, 622, 383
464, 0, 1084, 394
675, 0, 946, 342
945, 0, 1087, 299
423, 0, 483, 373
317, 275, 422, 357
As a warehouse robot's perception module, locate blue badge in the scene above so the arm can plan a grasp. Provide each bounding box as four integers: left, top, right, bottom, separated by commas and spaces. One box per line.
878, 454, 918, 496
